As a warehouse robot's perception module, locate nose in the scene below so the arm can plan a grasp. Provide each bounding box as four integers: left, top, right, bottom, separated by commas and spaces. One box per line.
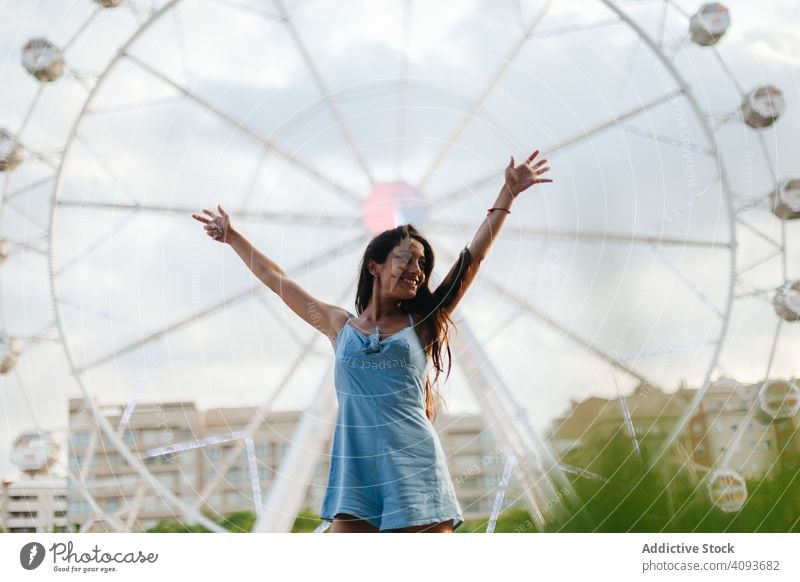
406, 262, 422, 276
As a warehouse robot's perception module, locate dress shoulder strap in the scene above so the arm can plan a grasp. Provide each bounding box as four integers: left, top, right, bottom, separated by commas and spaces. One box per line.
407, 312, 414, 326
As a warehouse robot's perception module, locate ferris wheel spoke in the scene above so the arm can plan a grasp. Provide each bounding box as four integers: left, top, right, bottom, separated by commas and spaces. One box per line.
655, 0, 670, 49
395, 0, 413, 178
3, 174, 55, 203
123, 53, 364, 208
665, 0, 690, 19
5, 237, 48, 256
717, 320, 783, 472
617, 122, 714, 156
73, 132, 140, 207
467, 260, 667, 392
57, 199, 356, 227
430, 89, 683, 207
126, 0, 156, 25
733, 192, 772, 215
23, 320, 58, 345
273, 0, 377, 188
533, 17, 622, 40
416, 0, 555, 191
54, 460, 127, 532
171, 4, 194, 87
2, 202, 48, 234
193, 275, 354, 509
732, 279, 777, 302
240, 147, 270, 210
735, 216, 783, 250
207, 0, 281, 21
13, 143, 61, 172
613, 338, 721, 363
647, 244, 726, 318
254, 290, 308, 348
428, 222, 729, 249
62, 7, 103, 53
54, 208, 140, 277
86, 96, 186, 116
736, 248, 784, 278
56, 296, 143, 332
65, 68, 100, 93
73, 233, 367, 374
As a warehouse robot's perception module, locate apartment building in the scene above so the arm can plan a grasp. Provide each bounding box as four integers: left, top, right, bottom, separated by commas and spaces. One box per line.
548, 377, 800, 480
67, 398, 512, 531
691, 377, 799, 477
1, 477, 69, 533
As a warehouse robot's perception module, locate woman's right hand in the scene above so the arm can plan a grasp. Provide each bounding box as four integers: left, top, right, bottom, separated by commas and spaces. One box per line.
192, 205, 233, 243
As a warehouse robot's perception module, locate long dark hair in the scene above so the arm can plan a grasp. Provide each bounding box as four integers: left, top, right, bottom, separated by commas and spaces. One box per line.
355, 224, 474, 422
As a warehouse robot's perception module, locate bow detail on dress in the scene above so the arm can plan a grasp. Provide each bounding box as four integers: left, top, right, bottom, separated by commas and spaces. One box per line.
361, 326, 382, 354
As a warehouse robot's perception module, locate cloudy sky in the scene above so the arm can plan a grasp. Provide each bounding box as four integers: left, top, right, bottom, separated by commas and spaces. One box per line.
1, 0, 799, 481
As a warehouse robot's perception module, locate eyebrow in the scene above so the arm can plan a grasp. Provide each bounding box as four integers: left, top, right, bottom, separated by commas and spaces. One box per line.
395, 250, 426, 260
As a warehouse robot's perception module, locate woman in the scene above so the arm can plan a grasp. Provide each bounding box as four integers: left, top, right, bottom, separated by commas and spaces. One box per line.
192, 150, 551, 532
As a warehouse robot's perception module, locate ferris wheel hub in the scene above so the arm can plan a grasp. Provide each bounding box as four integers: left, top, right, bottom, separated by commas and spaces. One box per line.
361, 181, 429, 235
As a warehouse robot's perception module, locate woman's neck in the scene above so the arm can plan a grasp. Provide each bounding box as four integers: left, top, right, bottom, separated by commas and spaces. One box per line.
363, 296, 404, 322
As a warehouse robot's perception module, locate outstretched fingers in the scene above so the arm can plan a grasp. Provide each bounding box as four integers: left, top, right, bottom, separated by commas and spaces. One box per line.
192, 213, 210, 224
533, 162, 553, 183
525, 149, 540, 164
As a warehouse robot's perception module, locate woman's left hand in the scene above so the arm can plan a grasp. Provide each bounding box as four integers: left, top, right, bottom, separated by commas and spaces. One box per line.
504, 150, 552, 197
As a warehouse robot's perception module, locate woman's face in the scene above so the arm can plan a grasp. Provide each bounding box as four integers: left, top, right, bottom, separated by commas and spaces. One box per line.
371, 237, 427, 301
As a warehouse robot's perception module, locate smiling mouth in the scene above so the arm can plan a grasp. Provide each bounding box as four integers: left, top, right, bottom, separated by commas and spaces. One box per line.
400, 277, 419, 288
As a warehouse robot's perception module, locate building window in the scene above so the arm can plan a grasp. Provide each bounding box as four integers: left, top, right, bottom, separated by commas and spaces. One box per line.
68, 500, 90, 515
142, 429, 172, 446
10, 511, 37, 519
453, 454, 481, 474
122, 430, 136, 446
460, 477, 480, 490
450, 433, 477, 449
71, 432, 91, 448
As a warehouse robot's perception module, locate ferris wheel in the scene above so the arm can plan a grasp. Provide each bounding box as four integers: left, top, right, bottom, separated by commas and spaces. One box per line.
1, 0, 797, 532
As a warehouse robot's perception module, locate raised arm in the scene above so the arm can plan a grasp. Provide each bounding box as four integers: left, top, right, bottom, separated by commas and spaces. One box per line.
191, 205, 347, 343
435, 150, 552, 314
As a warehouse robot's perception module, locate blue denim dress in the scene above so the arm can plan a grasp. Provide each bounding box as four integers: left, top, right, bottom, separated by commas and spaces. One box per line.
320, 312, 464, 531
